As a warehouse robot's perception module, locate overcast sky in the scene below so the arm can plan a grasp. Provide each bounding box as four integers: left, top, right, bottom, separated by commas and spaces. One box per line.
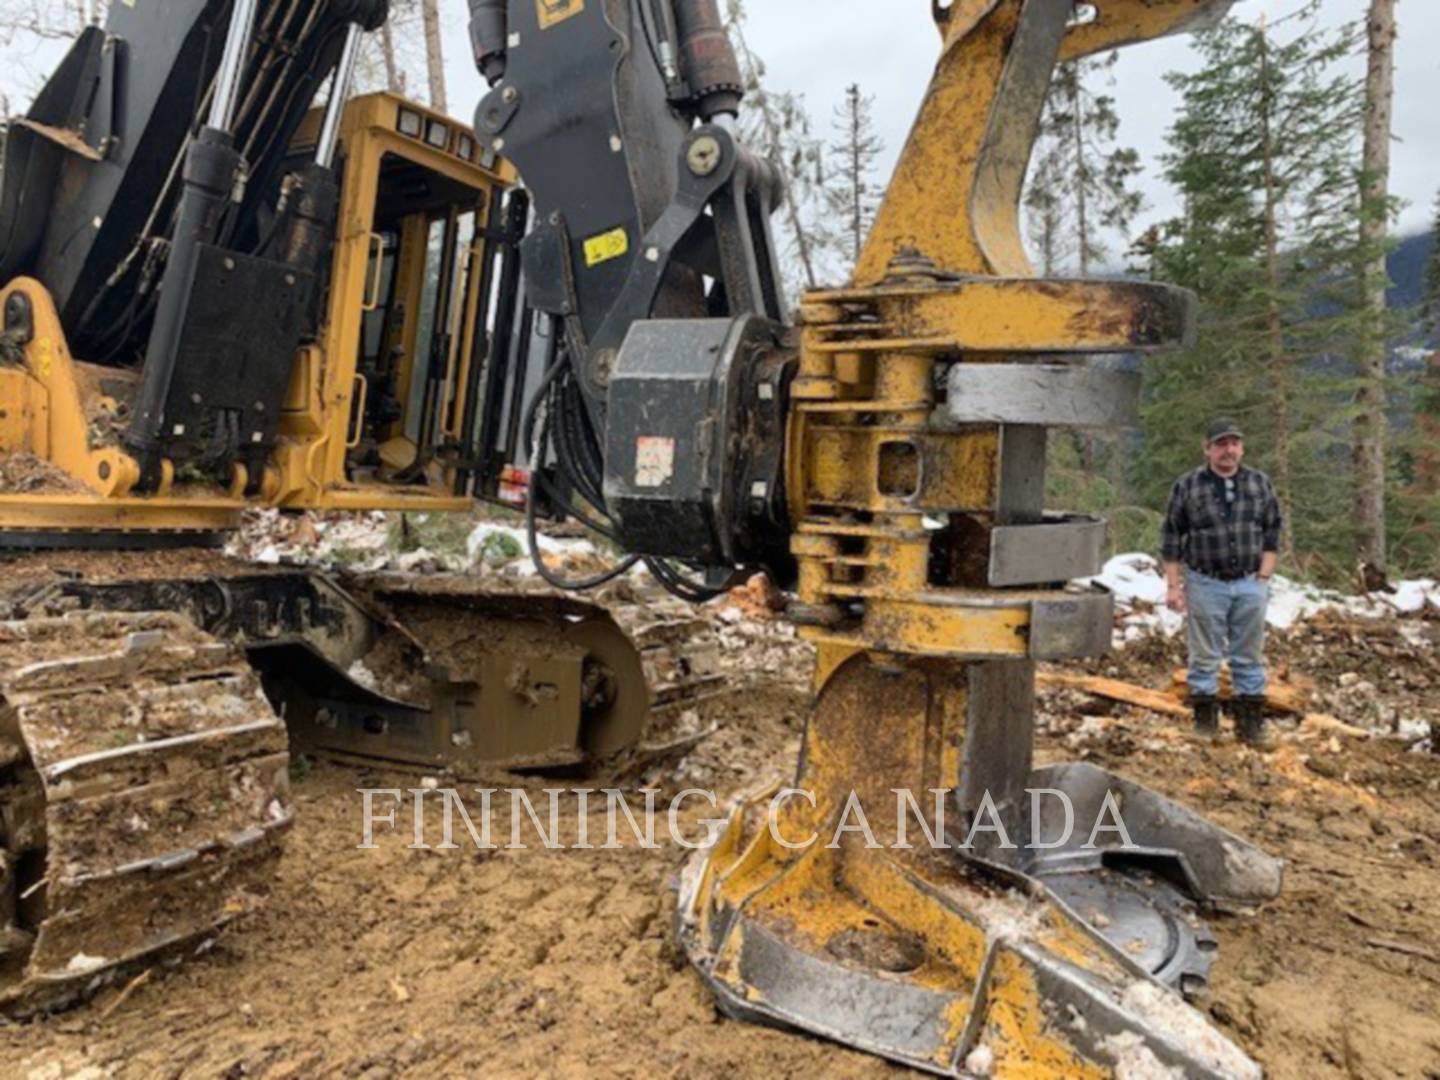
432, 0, 1438, 239
2, 2, 1433, 239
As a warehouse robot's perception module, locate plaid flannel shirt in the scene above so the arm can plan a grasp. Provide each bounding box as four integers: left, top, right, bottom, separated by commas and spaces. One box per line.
1161, 466, 1283, 579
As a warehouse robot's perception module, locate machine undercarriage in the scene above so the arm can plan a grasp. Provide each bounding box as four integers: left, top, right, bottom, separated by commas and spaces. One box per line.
0, 555, 721, 1012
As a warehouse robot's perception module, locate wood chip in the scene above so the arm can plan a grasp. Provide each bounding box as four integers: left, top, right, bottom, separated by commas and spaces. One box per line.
98, 968, 152, 1021
1367, 938, 1440, 963
1299, 714, 1371, 739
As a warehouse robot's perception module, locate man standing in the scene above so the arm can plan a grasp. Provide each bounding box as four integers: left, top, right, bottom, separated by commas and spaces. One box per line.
1162, 418, 1284, 746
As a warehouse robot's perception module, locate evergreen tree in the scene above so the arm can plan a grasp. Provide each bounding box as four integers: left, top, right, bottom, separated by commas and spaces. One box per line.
1140, 6, 1365, 576
1395, 190, 1440, 569
1025, 54, 1144, 522
823, 84, 885, 275
1024, 53, 1143, 277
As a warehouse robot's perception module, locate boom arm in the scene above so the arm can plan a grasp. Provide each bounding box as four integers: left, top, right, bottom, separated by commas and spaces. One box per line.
470, 0, 795, 591
0, 0, 386, 486
0, 1, 386, 355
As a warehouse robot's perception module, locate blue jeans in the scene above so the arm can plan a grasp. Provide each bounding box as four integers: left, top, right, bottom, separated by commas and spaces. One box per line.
1185, 569, 1269, 698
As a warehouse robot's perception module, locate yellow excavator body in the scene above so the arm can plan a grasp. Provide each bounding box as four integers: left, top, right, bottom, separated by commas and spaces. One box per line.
0, 88, 719, 1010
0, 92, 511, 539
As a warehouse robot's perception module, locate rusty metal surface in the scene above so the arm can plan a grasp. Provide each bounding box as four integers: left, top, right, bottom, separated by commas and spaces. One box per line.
676, 655, 1265, 1078
804, 279, 1197, 354
11, 119, 103, 162
684, 2, 1273, 1075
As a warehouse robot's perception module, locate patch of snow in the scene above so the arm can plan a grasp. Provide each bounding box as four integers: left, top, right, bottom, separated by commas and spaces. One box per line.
1080, 554, 1438, 644
347, 661, 379, 691
1389, 578, 1439, 615
1397, 717, 1431, 741
1089, 553, 1170, 607
65, 953, 108, 975
395, 548, 442, 572
1115, 980, 1262, 1080
963, 1044, 995, 1076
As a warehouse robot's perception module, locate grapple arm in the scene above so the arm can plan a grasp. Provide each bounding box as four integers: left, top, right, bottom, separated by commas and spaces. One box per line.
670, 3, 1282, 1078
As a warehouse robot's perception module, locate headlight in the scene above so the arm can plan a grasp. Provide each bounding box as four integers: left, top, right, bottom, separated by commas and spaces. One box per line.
456, 133, 475, 161
397, 108, 423, 138
426, 120, 449, 149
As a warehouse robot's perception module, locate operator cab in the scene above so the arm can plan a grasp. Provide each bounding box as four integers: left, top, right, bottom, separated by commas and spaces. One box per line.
273, 92, 531, 512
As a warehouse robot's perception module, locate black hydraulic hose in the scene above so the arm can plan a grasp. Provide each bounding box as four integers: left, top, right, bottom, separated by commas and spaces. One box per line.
672, 0, 743, 118
468, 0, 508, 84
525, 403, 640, 590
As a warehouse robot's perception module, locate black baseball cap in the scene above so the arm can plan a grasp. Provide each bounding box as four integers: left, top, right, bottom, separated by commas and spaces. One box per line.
1206, 417, 1244, 443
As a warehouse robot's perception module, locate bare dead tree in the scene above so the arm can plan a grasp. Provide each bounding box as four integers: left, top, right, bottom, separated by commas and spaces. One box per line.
0, 0, 107, 118
725, 0, 826, 294
378, 17, 404, 94
1353, 0, 1399, 574
0, 0, 106, 45
354, 1, 430, 100
420, 0, 446, 113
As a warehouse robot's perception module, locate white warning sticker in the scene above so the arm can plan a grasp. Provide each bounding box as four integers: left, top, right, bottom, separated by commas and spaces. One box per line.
635, 436, 676, 489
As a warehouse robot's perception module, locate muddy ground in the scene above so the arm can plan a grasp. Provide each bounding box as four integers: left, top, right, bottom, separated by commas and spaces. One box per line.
2, 607, 1438, 1079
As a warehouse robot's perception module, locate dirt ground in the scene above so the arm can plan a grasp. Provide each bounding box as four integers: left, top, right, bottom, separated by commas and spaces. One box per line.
2, 608, 1438, 1079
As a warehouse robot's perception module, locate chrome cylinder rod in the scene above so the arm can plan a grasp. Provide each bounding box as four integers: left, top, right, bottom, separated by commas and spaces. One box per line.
209, 0, 262, 132
316, 23, 365, 168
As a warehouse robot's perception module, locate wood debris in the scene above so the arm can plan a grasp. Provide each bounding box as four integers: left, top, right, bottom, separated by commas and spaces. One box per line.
1041, 670, 1368, 738
1037, 673, 1190, 719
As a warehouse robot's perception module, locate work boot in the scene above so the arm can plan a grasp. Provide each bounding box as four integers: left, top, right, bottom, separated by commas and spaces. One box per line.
1235, 696, 1274, 749
1192, 696, 1221, 739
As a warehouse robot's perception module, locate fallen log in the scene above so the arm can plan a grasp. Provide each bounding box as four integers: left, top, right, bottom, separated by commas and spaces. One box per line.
1037, 673, 1192, 719
1170, 669, 1312, 715
1040, 673, 1366, 738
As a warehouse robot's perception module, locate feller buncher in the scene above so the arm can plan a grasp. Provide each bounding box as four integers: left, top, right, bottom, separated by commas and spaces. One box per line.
0, 0, 1284, 1074
0, 0, 723, 1010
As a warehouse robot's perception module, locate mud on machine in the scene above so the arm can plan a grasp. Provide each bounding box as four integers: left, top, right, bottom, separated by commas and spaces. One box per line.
467, 0, 1283, 1074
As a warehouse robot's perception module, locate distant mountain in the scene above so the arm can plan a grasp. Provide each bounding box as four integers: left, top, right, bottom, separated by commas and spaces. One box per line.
1303, 230, 1434, 359
1389, 230, 1434, 312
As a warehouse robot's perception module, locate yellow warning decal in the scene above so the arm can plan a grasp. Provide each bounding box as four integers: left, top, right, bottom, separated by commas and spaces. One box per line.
537, 0, 584, 30
584, 227, 630, 268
